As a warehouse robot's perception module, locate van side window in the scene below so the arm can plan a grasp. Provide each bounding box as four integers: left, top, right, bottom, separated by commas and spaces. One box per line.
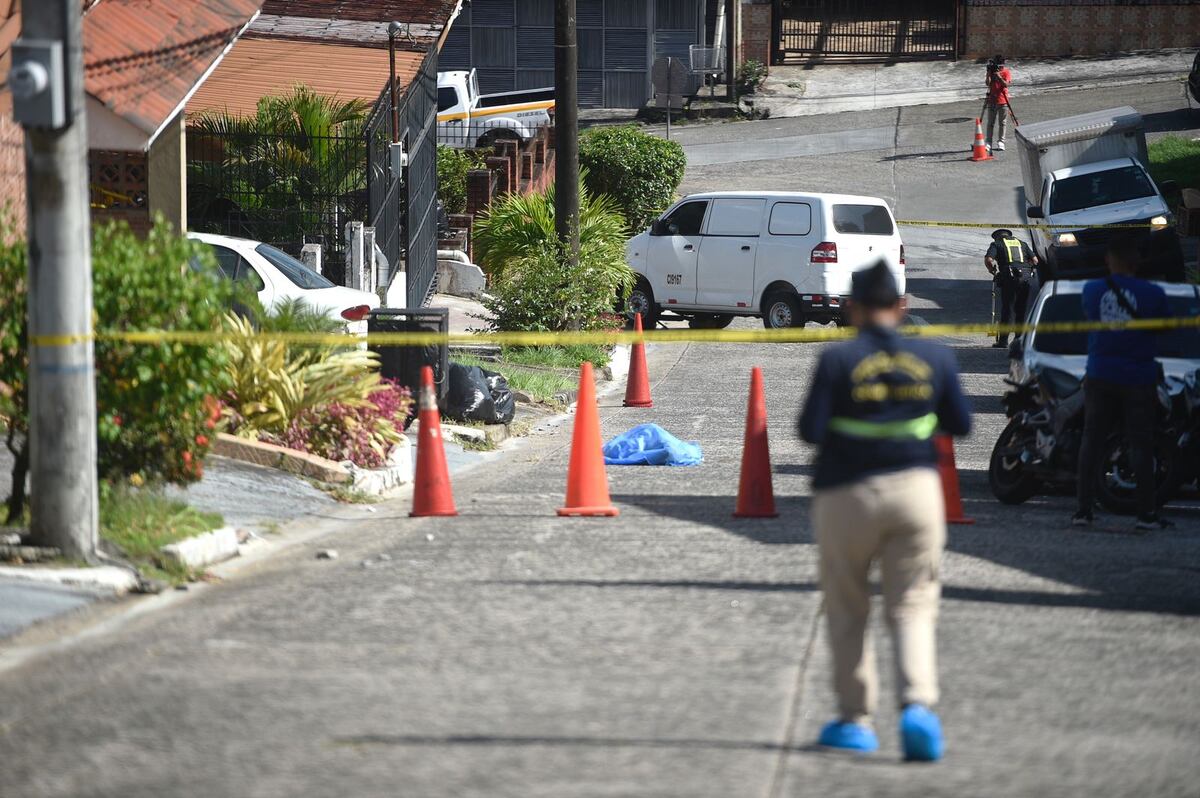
832, 204, 894, 235
707, 198, 766, 236
768, 202, 812, 235
662, 200, 708, 236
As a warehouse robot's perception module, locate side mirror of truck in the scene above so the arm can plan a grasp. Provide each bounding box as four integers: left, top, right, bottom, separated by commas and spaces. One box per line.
1027, 206, 1045, 219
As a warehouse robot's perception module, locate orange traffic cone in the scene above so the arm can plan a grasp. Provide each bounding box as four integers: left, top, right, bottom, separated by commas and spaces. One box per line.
558, 361, 619, 517
624, 312, 653, 408
410, 365, 457, 517
934, 434, 974, 525
969, 118, 993, 162
734, 367, 778, 518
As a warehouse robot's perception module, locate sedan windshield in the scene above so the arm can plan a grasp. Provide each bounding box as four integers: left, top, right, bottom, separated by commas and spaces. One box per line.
1033, 293, 1200, 359
1048, 166, 1156, 214
255, 243, 334, 290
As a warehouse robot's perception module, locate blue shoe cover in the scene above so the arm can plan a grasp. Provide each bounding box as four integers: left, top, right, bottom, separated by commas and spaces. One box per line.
900, 705, 944, 762
817, 720, 878, 752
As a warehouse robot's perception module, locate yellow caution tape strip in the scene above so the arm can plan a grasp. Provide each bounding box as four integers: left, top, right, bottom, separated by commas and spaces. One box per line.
28, 316, 1200, 349
896, 219, 1163, 231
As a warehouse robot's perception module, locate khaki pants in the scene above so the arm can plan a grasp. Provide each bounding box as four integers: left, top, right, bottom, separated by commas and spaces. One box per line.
985, 102, 1008, 146
812, 467, 946, 725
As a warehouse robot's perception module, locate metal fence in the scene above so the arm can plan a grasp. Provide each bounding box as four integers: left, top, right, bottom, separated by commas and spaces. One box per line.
776, 0, 957, 61
367, 46, 440, 308
187, 129, 368, 284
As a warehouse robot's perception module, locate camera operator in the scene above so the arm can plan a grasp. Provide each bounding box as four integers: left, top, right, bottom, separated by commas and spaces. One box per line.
984, 54, 1012, 153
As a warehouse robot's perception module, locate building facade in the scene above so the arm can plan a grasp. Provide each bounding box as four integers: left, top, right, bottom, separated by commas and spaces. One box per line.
439, 0, 707, 108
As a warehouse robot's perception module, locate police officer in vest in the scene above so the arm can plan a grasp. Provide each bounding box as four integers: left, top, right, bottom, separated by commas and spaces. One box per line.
986, 229, 1040, 348
799, 260, 972, 761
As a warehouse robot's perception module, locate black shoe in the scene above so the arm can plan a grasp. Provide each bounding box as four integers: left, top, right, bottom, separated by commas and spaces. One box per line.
1071, 511, 1093, 527
1135, 515, 1173, 532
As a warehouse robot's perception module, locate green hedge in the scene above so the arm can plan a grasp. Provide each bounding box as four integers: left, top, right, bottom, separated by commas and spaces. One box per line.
579, 125, 686, 232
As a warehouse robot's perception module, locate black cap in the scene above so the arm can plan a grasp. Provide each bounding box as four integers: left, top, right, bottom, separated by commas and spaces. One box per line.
851, 259, 901, 309
993, 54, 1005, 64
992, 228, 1013, 240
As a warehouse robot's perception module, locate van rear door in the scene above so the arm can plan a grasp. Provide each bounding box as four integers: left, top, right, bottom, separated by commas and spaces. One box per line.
696, 197, 765, 309
825, 203, 903, 295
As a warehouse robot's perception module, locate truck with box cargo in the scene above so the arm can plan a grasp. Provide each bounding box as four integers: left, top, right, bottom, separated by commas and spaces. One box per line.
1015, 106, 1182, 280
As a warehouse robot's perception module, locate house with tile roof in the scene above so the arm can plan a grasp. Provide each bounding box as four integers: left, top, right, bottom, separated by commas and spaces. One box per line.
0, 0, 265, 233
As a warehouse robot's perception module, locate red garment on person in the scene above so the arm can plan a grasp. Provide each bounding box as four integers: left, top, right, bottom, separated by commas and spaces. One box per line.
987, 66, 1011, 105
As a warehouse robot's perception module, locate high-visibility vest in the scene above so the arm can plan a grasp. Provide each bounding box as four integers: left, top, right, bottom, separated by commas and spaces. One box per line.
828, 413, 938, 441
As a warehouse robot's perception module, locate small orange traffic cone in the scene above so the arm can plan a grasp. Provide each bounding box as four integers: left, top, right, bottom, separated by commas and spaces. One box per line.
410, 365, 457, 517
558, 361, 619, 517
624, 312, 653, 408
969, 118, 993, 162
934, 434, 974, 525
734, 367, 778, 518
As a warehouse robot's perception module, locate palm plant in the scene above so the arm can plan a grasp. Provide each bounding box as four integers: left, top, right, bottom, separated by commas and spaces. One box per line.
188, 86, 369, 250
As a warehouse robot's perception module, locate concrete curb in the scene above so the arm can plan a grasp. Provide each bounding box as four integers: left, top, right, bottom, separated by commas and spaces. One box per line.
159, 526, 241, 571
213, 433, 350, 485
0, 564, 139, 595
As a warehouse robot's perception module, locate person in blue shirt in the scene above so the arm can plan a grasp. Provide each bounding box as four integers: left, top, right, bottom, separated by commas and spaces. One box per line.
1074, 235, 1172, 531
799, 260, 971, 761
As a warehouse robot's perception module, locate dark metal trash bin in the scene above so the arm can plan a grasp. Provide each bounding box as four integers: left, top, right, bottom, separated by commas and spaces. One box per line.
368, 308, 449, 408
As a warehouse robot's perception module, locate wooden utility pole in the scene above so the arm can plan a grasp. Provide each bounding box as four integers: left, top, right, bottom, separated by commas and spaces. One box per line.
17, 0, 98, 561
725, 0, 736, 101
554, 0, 580, 270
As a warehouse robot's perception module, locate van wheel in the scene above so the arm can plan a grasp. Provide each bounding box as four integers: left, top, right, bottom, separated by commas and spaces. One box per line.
688, 314, 734, 330
763, 292, 801, 329
624, 278, 659, 329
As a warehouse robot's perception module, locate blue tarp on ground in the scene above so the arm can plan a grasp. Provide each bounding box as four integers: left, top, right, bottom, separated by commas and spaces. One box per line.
603, 423, 703, 466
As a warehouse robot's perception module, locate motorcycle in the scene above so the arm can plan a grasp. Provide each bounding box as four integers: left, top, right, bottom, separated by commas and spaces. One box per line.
989, 366, 1086, 504
990, 366, 1186, 512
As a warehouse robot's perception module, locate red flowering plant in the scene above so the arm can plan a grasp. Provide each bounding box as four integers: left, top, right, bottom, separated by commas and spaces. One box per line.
278, 380, 413, 468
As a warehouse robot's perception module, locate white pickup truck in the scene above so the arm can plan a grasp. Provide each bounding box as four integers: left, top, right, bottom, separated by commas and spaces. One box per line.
437, 70, 554, 150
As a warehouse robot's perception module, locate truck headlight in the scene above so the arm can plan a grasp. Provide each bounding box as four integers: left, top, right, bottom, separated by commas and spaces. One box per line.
1150, 215, 1170, 231
1056, 233, 1078, 246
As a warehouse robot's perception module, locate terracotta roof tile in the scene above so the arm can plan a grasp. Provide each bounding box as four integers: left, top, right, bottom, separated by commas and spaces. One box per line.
185, 36, 422, 118
83, 0, 264, 137
260, 1, 456, 26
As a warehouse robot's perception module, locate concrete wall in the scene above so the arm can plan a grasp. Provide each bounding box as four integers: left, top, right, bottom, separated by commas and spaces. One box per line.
0, 113, 25, 233
964, 2, 1200, 58
147, 111, 186, 232
740, 0, 772, 68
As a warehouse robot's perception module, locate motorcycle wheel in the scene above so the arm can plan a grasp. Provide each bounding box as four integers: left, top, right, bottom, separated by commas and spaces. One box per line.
989, 418, 1040, 505
1093, 435, 1178, 516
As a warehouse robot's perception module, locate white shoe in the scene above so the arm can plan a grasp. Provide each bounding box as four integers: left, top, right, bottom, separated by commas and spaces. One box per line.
995, 141, 1006, 151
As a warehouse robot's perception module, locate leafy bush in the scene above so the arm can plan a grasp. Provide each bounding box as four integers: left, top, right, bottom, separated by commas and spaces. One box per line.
579, 126, 686, 232
91, 221, 237, 485
0, 213, 29, 520
737, 60, 768, 95
278, 380, 410, 468
472, 180, 633, 332
220, 313, 412, 468
437, 145, 487, 215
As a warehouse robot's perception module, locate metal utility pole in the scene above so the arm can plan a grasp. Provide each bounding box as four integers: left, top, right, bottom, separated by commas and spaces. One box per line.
387, 21, 401, 144
554, 0, 580, 270
725, 0, 736, 102
14, 0, 98, 561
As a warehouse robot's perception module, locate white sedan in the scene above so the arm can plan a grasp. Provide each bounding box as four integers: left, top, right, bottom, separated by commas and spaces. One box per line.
187, 232, 379, 330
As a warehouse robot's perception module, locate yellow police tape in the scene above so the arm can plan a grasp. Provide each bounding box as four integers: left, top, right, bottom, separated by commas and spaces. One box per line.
27, 316, 1200, 349
896, 219, 1161, 231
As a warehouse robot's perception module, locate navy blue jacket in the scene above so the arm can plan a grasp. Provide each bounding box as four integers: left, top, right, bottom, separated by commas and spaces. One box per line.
798, 326, 972, 490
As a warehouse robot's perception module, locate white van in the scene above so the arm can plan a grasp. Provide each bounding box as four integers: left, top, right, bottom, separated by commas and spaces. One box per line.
624, 191, 905, 328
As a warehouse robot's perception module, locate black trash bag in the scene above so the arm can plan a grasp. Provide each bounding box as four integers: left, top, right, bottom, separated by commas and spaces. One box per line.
445, 363, 515, 425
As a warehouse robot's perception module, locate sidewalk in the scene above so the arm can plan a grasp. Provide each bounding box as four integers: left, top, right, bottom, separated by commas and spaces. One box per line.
761, 48, 1195, 117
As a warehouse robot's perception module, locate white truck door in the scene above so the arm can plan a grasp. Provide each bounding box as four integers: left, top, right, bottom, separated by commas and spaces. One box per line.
696, 198, 765, 309
646, 199, 708, 306
436, 84, 468, 148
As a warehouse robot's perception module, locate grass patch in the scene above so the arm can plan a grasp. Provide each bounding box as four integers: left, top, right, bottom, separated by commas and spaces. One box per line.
99, 486, 223, 584
501, 344, 611, 370
1148, 135, 1200, 195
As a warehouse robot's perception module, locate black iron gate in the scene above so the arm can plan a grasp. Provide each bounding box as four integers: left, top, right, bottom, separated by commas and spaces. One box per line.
774, 0, 957, 62
367, 47, 439, 308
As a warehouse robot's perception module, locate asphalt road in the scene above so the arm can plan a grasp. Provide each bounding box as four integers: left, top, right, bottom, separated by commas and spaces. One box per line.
2, 82, 1199, 797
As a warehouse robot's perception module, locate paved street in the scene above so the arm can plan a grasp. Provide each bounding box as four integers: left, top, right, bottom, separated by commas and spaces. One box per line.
2, 82, 1200, 796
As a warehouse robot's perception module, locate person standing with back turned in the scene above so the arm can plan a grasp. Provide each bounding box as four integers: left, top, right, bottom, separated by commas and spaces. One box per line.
799, 260, 972, 761
1073, 235, 1172, 531
985, 229, 1040, 348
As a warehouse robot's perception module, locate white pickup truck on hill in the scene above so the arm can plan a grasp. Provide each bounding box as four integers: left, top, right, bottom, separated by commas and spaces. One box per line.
436, 70, 554, 150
